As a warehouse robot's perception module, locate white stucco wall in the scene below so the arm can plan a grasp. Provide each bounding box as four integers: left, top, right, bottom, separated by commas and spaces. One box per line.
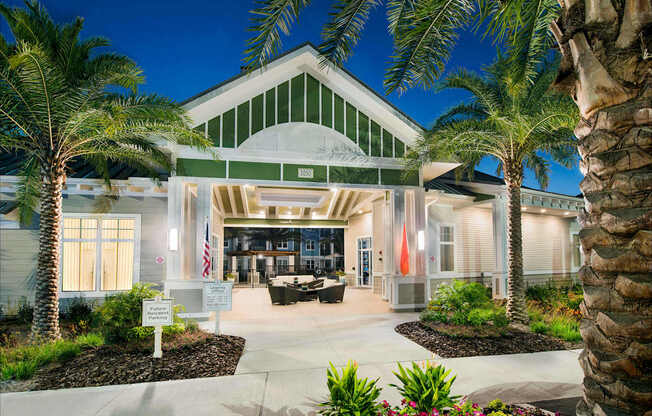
344, 212, 372, 274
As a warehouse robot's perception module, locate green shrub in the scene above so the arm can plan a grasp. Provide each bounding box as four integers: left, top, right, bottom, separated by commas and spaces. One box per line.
97, 283, 185, 344
487, 399, 507, 411
75, 332, 104, 348
319, 361, 381, 416
63, 298, 95, 324
450, 311, 468, 325
467, 308, 493, 327
390, 361, 461, 413
531, 321, 548, 334
431, 280, 490, 313
491, 310, 509, 327
547, 317, 581, 342
420, 310, 448, 324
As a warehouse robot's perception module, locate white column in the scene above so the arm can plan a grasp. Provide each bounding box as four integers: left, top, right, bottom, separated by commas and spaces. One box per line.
195, 182, 213, 280
166, 177, 183, 287
288, 255, 295, 273
492, 194, 509, 298
231, 256, 238, 274
413, 188, 426, 276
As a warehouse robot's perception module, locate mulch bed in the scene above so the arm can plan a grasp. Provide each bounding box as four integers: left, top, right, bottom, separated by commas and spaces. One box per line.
396, 321, 581, 358
5, 333, 245, 392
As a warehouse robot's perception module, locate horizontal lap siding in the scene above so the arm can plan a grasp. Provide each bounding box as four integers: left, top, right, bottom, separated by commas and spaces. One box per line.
0, 229, 37, 306
454, 207, 496, 274
522, 213, 571, 273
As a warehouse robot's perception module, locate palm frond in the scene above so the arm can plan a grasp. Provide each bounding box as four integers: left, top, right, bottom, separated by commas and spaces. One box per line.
243, 0, 311, 71
386, 0, 416, 36
318, 0, 380, 67
384, 0, 474, 94
15, 156, 40, 224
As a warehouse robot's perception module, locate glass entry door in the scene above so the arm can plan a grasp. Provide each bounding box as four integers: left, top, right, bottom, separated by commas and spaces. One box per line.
357, 237, 372, 287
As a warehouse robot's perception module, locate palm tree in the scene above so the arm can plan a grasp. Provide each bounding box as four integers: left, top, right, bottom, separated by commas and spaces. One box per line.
0, 2, 209, 341
407, 55, 578, 323
244, 2, 651, 413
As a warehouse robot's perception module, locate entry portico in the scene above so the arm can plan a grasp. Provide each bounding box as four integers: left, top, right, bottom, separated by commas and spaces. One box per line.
163, 43, 454, 314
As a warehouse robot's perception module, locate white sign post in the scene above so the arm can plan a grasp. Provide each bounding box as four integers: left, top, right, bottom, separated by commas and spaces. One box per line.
203, 281, 233, 335
142, 296, 173, 358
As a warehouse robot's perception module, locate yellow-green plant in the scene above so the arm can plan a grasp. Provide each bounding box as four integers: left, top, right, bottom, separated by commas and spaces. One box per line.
390, 361, 460, 413
319, 361, 381, 416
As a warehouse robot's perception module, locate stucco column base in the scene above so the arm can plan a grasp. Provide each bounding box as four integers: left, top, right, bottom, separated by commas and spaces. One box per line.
385, 275, 428, 311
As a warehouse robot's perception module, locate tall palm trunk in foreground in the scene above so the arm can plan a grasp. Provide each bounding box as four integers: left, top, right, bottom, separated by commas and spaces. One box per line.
33, 167, 65, 339
550, 2, 652, 415
504, 167, 527, 324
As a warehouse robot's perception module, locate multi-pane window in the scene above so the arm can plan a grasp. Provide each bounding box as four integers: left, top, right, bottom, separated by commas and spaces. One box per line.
277, 240, 288, 249
62, 216, 137, 292
439, 225, 455, 272
305, 259, 315, 270
305, 240, 315, 251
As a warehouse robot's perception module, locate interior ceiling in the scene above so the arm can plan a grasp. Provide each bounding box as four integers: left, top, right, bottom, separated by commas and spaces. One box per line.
212, 184, 383, 220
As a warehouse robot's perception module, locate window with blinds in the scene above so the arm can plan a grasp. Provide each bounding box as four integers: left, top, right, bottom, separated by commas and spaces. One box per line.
62, 216, 138, 292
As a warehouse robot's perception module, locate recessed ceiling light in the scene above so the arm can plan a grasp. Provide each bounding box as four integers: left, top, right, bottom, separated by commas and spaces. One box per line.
541, 209, 546, 213
564, 211, 570, 215
522, 207, 527, 211
330, 187, 337, 192
358, 210, 363, 214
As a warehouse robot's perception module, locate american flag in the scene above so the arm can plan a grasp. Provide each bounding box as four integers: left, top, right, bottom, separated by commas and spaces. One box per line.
202, 219, 211, 279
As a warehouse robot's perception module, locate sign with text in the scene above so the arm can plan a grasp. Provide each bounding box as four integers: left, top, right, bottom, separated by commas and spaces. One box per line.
297, 167, 314, 179
142, 298, 173, 327
203, 281, 233, 311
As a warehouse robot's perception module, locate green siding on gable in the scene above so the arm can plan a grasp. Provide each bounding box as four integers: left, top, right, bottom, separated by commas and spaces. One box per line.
345, 102, 357, 143
277, 81, 289, 123
371, 120, 381, 157
176, 158, 226, 178
395, 139, 405, 157
334, 94, 344, 134
229, 161, 281, 181
291, 74, 304, 122
265, 88, 276, 127
207, 116, 220, 146
237, 102, 250, 146
222, 109, 235, 148
358, 112, 369, 155
193, 123, 205, 137
306, 74, 319, 124
321, 85, 332, 128
283, 164, 327, 182
382, 129, 393, 157
381, 169, 418, 186
329, 166, 378, 185
251, 94, 264, 135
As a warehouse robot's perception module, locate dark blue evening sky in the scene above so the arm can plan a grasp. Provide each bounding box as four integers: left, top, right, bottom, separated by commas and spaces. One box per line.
1, 0, 583, 196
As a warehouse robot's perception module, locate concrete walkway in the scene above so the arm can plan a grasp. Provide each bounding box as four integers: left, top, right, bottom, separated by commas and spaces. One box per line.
0, 293, 584, 415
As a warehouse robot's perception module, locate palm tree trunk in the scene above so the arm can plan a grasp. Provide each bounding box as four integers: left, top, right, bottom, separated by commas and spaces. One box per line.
504, 175, 528, 324
31, 169, 64, 341
552, 1, 652, 415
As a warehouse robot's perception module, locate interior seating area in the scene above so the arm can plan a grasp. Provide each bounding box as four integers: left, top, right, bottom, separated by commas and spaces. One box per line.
267, 275, 345, 305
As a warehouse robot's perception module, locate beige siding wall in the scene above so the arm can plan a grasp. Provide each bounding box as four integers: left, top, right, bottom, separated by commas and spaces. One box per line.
522, 213, 573, 274
0, 228, 38, 308
427, 204, 495, 276
344, 212, 372, 274
0, 194, 167, 308
454, 206, 496, 274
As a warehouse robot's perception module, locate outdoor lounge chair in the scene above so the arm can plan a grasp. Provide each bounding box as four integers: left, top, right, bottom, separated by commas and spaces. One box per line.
305, 279, 324, 289
317, 283, 345, 303
268, 285, 299, 305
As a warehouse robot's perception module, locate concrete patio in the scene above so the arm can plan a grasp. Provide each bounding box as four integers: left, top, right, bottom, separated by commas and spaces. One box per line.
1, 295, 584, 416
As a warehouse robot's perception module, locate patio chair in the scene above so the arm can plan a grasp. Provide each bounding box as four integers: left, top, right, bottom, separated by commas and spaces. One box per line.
318, 283, 345, 303
306, 279, 324, 289
268, 285, 299, 305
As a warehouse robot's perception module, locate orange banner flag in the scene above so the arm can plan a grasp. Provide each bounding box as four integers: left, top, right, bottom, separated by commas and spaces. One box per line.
400, 224, 409, 275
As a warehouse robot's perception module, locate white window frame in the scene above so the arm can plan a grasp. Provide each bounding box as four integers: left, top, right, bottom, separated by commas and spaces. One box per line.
60, 213, 141, 298
305, 239, 315, 251
438, 223, 455, 274
224, 239, 230, 249
570, 232, 583, 272
305, 259, 315, 270
277, 240, 288, 249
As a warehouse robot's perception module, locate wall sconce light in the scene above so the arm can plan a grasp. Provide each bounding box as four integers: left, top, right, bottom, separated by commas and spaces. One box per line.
168, 228, 178, 251
417, 230, 425, 251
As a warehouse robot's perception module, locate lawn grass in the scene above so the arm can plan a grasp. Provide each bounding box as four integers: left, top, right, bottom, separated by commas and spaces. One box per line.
0, 332, 104, 381
527, 303, 581, 342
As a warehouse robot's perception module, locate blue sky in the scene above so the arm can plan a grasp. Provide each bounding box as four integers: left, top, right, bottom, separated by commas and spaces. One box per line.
1, 0, 583, 195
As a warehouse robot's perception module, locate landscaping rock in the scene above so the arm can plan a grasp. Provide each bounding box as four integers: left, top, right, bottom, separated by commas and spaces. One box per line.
396, 321, 582, 358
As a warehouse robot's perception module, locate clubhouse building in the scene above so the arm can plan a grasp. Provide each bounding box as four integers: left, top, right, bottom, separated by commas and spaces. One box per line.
0, 44, 584, 315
